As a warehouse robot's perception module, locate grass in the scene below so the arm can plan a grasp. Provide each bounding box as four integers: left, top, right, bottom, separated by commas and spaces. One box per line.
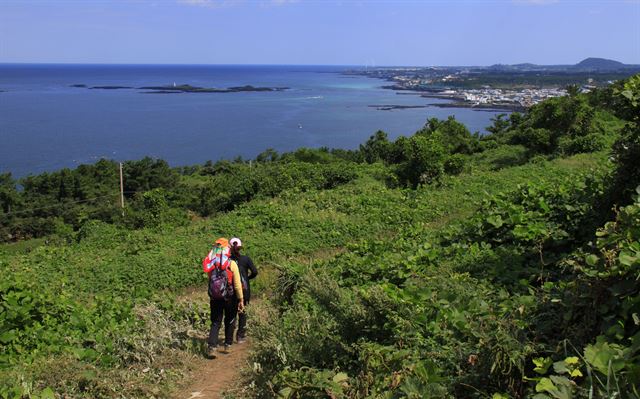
0, 150, 610, 397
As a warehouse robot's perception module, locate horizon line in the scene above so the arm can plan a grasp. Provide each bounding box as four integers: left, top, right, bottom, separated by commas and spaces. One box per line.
1, 59, 638, 68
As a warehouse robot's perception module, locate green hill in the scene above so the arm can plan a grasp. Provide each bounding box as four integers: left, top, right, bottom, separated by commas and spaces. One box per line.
574, 57, 627, 70
1, 74, 639, 398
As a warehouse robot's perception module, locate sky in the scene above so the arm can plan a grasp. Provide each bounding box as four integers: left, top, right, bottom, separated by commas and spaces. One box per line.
1, 0, 639, 66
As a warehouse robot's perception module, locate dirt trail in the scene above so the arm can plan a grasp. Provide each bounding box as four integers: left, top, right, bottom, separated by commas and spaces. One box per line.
176, 338, 252, 399
173, 287, 254, 399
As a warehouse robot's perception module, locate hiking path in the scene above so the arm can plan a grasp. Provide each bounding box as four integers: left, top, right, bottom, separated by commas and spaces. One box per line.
173, 289, 253, 399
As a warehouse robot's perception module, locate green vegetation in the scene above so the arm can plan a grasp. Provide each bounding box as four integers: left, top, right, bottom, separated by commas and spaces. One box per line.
1, 75, 639, 398
445, 71, 639, 89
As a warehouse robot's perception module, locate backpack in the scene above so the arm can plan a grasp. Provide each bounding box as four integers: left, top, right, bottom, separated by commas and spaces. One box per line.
241, 274, 248, 291
231, 255, 249, 292
203, 246, 235, 300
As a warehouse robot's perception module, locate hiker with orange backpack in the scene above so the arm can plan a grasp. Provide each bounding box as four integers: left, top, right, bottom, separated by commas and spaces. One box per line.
202, 237, 244, 358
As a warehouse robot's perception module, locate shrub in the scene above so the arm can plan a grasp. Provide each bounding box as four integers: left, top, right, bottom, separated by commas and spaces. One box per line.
395, 135, 446, 188
511, 127, 553, 154
359, 130, 391, 164
418, 116, 480, 155
558, 133, 606, 155
444, 154, 466, 175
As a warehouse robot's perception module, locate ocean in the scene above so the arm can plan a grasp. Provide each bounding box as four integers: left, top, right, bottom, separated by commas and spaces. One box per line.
0, 64, 507, 177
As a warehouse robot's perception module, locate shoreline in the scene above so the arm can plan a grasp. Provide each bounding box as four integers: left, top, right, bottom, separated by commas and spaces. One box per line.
429, 102, 524, 112
351, 74, 527, 112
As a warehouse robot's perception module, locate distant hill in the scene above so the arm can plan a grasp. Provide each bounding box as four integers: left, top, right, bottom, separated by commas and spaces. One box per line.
512, 63, 537, 68
484, 58, 637, 72
487, 63, 537, 71
573, 57, 627, 70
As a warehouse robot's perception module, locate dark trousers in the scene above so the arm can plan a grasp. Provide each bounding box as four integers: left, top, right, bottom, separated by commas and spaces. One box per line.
208, 298, 237, 347
237, 294, 249, 339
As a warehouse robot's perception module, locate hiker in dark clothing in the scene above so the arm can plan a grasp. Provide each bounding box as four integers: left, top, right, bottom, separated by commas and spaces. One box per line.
229, 237, 258, 343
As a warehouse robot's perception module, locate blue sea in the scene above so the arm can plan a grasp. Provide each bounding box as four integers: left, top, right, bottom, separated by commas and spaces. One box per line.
0, 64, 507, 177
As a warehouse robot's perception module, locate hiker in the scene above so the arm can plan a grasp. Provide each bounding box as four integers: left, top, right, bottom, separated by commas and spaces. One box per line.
229, 237, 258, 343
202, 237, 244, 358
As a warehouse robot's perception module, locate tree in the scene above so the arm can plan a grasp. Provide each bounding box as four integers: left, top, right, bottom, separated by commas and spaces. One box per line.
360, 130, 391, 164
512, 127, 553, 154
0, 173, 19, 213
486, 114, 510, 136
395, 134, 446, 188
256, 148, 280, 163
565, 84, 581, 97
123, 157, 179, 196
417, 116, 479, 154
513, 94, 596, 154
509, 112, 524, 129
610, 75, 640, 205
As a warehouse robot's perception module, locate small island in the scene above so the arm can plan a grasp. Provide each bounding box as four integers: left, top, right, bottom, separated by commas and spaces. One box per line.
139, 84, 289, 93
68, 83, 289, 94
90, 85, 134, 89
368, 104, 428, 111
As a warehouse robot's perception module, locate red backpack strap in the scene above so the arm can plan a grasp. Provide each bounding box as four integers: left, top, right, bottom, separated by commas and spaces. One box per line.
224, 260, 234, 284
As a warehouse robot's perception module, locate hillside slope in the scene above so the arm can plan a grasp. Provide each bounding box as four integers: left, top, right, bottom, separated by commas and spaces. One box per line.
0, 150, 607, 397
1, 75, 638, 398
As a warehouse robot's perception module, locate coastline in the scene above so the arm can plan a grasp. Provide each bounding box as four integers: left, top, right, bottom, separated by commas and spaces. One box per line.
428, 102, 524, 112
348, 73, 537, 112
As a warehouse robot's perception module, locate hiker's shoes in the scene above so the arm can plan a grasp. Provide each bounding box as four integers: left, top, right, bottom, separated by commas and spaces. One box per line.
222, 344, 231, 353
237, 337, 246, 344
207, 346, 217, 359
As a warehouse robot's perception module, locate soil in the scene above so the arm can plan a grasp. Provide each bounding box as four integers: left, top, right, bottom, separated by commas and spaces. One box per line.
173, 287, 254, 399
175, 338, 251, 399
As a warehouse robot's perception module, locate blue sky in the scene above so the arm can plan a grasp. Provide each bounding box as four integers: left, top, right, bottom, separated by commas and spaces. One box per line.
1, 0, 639, 65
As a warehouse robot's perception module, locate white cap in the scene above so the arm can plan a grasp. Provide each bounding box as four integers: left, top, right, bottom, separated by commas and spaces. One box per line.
230, 237, 242, 247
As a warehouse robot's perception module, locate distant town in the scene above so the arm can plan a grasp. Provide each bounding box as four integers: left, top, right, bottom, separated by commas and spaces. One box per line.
347, 57, 640, 111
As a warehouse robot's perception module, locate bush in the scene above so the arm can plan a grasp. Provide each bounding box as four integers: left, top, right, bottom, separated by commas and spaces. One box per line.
512, 127, 553, 154
418, 116, 480, 155
193, 162, 360, 216
558, 133, 606, 155
608, 75, 640, 206
360, 130, 391, 164
505, 94, 601, 155
444, 154, 466, 175
395, 135, 446, 188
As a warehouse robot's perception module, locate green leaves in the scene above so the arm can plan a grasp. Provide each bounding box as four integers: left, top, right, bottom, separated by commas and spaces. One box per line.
38, 387, 56, 399
584, 337, 627, 375
275, 367, 350, 399
486, 215, 504, 228
585, 254, 599, 266
553, 357, 583, 378
534, 375, 573, 399
535, 377, 556, 393
618, 249, 638, 267
530, 356, 582, 399
533, 357, 553, 375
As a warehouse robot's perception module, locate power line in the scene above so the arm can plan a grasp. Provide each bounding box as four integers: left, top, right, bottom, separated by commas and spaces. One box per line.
1, 191, 139, 217
1, 194, 120, 216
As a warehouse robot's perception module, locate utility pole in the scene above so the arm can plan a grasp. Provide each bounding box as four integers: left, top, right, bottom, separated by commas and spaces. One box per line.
119, 162, 125, 217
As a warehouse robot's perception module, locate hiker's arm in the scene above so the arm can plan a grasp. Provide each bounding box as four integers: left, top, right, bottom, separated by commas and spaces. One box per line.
247, 257, 258, 280
230, 261, 244, 302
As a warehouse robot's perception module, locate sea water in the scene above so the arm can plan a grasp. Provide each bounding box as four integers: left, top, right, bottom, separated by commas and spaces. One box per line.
0, 64, 507, 177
